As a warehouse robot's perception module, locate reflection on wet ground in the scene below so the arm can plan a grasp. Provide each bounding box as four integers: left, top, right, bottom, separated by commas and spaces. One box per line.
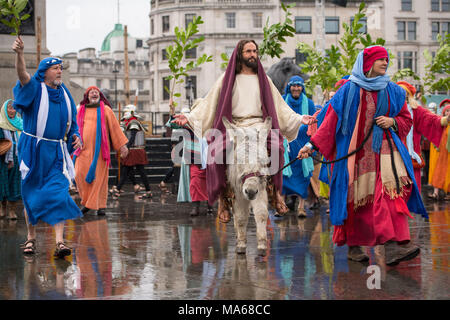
0, 185, 448, 300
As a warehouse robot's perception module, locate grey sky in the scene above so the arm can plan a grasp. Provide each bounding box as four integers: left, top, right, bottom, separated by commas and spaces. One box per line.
46, 0, 150, 56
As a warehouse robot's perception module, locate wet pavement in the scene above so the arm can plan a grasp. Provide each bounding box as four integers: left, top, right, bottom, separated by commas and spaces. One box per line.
0, 184, 448, 300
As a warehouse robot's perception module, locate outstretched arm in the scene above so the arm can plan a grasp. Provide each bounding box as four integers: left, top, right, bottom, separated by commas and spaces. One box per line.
12, 37, 31, 86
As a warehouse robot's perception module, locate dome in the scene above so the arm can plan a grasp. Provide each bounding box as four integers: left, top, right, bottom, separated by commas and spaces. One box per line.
101, 23, 129, 52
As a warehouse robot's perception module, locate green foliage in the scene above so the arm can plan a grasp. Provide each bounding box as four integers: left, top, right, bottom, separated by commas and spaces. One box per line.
391, 68, 420, 83
423, 33, 450, 94
0, 0, 30, 36
259, 2, 296, 59
164, 16, 213, 113
297, 2, 388, 99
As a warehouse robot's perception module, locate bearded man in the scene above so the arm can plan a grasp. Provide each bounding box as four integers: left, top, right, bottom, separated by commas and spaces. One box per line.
172, 39, 315, 223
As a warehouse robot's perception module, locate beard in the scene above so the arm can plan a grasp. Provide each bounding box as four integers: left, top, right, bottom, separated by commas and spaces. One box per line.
242, 57, 258, 71
52, 79, 63, 87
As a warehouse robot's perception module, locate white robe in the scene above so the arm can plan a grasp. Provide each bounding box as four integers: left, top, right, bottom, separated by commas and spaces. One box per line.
185, 73, 304, 142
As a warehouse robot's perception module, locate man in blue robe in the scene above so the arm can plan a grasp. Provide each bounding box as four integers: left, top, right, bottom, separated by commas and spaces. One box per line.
12, 36, 82, 258
280, 76, 316, 218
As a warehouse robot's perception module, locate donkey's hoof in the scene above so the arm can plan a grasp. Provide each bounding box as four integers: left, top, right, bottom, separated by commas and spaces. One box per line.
257, 248, 267, 257
236, 246, 246, 254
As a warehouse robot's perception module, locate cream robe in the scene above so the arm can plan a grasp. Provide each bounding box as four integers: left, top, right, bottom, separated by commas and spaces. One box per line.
185, 73, 304, 142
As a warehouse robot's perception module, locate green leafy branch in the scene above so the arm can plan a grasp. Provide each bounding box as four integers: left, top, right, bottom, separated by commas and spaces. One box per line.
423, 33, 450, 94
165, 16, 213, 114
0, 0, 30, 36
259, 1, 296, 59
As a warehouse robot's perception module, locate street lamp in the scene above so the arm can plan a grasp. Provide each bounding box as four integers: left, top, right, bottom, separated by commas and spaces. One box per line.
185, 77, 193, 109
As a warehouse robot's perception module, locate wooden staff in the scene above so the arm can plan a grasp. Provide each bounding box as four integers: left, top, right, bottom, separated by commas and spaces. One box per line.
124, 25, 130, 105
36, 16, 41, 67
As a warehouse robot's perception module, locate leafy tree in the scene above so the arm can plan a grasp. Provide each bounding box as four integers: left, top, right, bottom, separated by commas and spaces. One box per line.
297, 2, 388, 100
165, 16, 213, 114
0, 0, 30, 36
423, 33, 450, 94
220, 2, 295, 69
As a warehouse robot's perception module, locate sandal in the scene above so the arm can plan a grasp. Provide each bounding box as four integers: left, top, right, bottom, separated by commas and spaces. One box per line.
21, 239, 36, 255
137, 190, 152, 199
134, 184, 145, 193
54, 242, 72, 258
158, 181, 170, 194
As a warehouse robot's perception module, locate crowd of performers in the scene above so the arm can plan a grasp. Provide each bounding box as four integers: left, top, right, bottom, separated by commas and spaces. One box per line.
2, 36, 449, 267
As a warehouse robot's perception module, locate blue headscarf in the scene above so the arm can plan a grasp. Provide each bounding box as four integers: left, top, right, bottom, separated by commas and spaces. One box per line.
34, 57, 63, 82
343, 46, 393, 153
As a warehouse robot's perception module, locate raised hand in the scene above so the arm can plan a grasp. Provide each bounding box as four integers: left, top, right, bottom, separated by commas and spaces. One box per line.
12, 36, 24, 54
172, 114, 188, 127
302, 115, 317, 125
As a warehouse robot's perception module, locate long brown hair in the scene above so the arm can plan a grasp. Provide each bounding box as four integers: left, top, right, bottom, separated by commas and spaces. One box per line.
235, 39, 259, 74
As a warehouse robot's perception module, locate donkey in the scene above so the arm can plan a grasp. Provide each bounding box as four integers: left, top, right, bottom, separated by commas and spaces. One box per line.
223, 116, 272, 257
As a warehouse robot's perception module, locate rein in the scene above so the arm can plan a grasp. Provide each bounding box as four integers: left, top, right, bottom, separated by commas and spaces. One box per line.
278, 123, 401, 194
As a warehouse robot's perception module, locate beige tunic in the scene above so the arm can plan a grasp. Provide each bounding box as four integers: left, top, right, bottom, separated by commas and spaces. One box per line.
185, 73, 304, 142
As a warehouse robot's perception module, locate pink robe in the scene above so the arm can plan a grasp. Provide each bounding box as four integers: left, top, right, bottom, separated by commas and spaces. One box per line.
311, 90, 413, 246
411, 106, 444, 192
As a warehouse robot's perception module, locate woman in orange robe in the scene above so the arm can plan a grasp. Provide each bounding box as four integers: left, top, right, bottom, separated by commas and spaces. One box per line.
74, 87, 128, 215
430, 101, 450, 199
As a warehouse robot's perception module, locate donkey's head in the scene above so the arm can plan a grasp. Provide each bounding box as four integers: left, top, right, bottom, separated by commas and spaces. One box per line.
223, 116, 272, 201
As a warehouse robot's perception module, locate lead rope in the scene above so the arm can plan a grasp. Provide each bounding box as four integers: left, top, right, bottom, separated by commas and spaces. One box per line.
277, 124, 401, 194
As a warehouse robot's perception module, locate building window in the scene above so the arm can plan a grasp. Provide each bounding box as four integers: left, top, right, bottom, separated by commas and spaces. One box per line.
408, 22, 416, 40
226, 13, 236, 28
350, 17, 367, 34
432, 21, 450, 40
398, 51, 417, 72
110, 80, 115, 90
162, 15, 170, 33
401, 0, 412, 11
444, 0, 450, 11
397, 21, 416, 40
185, 76, 197, 100
137, 101, 144, 111
163, 77, 170, 101
185, 14, 195, 29
253, 12, 262, 28
431, 0, 450, 11
325, 17, 339, 34
138, 80, 144, 91
96, 79, 102, 88
295, 17, 312, 34
295, 50, 308, 65
225, 46, 234, 58
185, 47, 197, 59
162, 48, 168, 60
431, 0, 439, 10
151, 19, 154, 35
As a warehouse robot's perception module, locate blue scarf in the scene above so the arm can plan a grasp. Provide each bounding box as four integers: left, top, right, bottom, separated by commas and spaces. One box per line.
85, 107, 102, 183
3, 99, 23, 131
327, 77, 427, 226
344, 48, 391, 153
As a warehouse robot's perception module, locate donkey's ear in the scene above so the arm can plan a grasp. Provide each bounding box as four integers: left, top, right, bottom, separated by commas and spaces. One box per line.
262, 116, 272, 131
222, 116, 235, 130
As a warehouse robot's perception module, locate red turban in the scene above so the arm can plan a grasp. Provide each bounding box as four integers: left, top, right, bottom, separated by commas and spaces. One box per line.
439, 98, 450, 109
79, 86, 112, 107
363, 46, 388, 73
396, 81, 416, 97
